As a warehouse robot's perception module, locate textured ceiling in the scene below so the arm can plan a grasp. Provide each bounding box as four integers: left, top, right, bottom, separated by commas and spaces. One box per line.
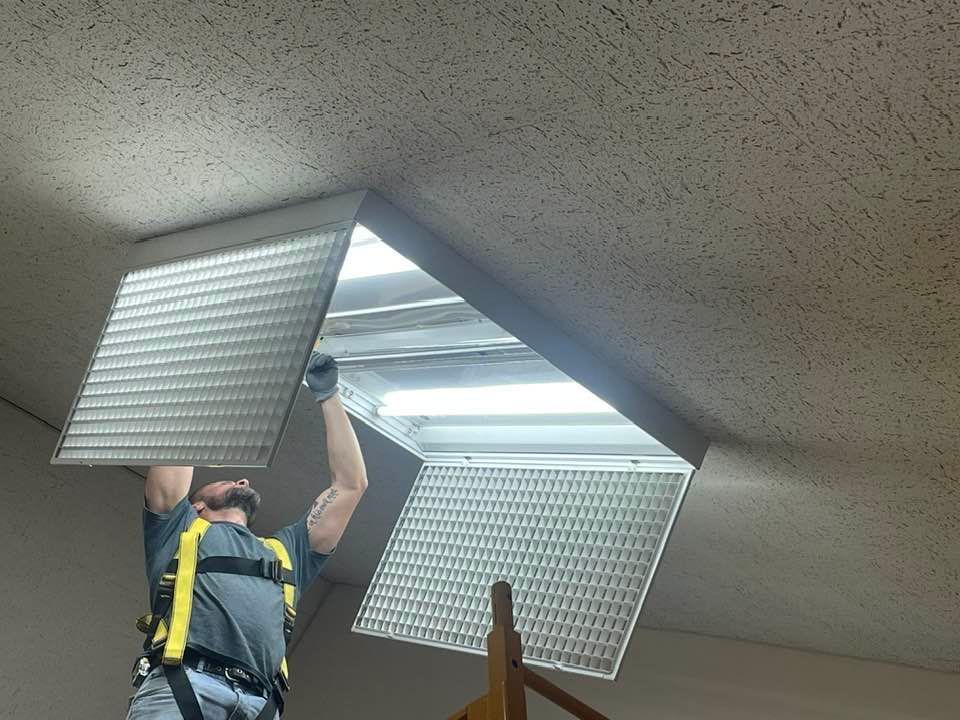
1, 0, 958, 673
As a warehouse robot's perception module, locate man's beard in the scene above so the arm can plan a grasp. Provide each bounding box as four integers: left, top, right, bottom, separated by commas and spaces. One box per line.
206, 486, 261, 524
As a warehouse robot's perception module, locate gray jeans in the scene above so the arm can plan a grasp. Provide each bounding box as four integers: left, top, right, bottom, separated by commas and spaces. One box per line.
126, 666, 278, 720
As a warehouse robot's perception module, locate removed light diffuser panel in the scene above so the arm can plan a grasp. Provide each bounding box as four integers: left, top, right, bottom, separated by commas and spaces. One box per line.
354, 460, 692, 679
53, 227, 351, 466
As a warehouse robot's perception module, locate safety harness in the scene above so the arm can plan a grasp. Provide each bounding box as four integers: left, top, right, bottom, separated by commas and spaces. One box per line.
133, 517, 297, 719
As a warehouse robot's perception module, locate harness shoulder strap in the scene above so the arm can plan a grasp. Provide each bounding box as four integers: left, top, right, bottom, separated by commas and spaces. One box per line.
162, 517, 211, 665
261, 537, 296, 688
260, 538, 295, 607
133, 521, 292, 718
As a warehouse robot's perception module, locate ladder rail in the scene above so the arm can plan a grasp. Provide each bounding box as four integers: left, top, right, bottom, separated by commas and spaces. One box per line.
446, 581, 610, 720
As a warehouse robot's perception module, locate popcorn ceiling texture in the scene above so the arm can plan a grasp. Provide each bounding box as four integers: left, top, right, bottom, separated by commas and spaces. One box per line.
0, 0, 957, 673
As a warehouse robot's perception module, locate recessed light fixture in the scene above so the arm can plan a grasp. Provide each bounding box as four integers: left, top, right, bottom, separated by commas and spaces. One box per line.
324, 224, 705, 461
52, 189, 707, 682
326, 192, 708, 466
312, 195, 705, 680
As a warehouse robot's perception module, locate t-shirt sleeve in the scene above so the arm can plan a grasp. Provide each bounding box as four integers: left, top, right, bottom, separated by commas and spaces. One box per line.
143, 496, 197, 598
271, 513, 331, 603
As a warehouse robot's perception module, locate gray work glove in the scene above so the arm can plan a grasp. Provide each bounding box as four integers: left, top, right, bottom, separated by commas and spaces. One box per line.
303, 352, 339, 402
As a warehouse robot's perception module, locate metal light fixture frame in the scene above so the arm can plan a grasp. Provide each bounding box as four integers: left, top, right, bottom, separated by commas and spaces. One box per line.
349, 192, 708, 468
53, 190, 709, 468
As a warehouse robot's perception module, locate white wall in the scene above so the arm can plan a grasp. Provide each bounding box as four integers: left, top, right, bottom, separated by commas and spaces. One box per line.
0, 400, 146, 717
287, 584, 958, 720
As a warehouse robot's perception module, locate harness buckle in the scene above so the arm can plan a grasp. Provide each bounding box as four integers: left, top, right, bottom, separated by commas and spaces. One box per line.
261, 558, 283, 583
225, 666, 252, 685
131, 656, 152, 688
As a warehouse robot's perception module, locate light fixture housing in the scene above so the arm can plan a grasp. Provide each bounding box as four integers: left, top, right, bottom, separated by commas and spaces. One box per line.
54, 190, 707, 466
336, 193, 708, 467
320, 199, 704, 679
52, 188, 708, 679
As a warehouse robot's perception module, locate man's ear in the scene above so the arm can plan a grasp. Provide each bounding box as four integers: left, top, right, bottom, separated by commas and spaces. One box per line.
192, 501, 206, 515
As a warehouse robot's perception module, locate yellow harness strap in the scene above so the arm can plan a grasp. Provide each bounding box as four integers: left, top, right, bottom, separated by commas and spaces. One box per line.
140, 520, 296, 689
151, 618, 170, 648
162, 517, 211, 665
261, 537, 295, 683
142, 569, 177, 648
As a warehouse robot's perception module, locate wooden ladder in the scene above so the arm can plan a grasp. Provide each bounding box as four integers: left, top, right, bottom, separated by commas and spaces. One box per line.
448, 581, 609, 720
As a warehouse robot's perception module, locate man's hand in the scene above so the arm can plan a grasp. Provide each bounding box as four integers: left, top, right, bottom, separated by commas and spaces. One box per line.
303, 352, 339, 403
145, 466, 193, 513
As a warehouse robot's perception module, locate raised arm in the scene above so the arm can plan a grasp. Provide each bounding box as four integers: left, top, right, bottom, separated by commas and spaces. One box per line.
303, 354, 368, 554
145, 466, 194, 513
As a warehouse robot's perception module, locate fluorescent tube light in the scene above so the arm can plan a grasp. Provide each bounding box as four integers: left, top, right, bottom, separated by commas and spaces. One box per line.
377, 382, 617, 417
339, 226, 417, 280
349, 224, 381, 245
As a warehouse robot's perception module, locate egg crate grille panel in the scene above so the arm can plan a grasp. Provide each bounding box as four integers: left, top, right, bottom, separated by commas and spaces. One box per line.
354, 461, 690, 678
53, 227, 350, 466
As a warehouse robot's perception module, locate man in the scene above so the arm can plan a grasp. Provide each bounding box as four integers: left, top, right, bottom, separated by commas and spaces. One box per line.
127, 353, 367, 720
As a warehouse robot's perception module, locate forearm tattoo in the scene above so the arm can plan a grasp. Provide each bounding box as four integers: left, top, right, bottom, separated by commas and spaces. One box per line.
307, 488, 340, 529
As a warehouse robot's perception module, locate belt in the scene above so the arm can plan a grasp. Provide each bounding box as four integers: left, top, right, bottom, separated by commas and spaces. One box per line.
181, 650, 267, 697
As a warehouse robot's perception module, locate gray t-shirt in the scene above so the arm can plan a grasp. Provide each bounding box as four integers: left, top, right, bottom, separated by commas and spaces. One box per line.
143, 497, 329, 687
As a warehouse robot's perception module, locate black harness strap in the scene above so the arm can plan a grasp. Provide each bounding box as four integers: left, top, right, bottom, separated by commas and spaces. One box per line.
167, 661, 280, 720
142, 551, 295, 719
197, 556, 295, 585
155, 655, 279, 719
143, 579, 175, 652
255, 690, 281, 720
165, 664, 204, 720
161, 556, 295, 585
